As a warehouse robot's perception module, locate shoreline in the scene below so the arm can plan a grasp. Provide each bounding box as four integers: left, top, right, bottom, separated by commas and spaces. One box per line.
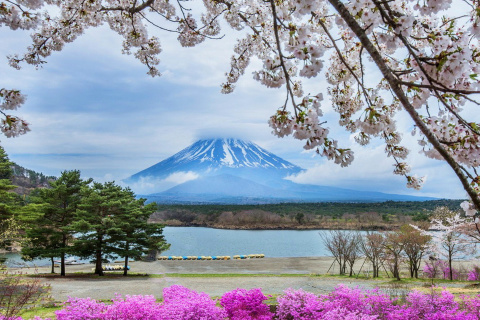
11, 256, 477, 274
159, 223, 394, 231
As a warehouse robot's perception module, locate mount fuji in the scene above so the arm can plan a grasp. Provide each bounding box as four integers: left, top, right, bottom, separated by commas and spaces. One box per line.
124, 138, 436, 204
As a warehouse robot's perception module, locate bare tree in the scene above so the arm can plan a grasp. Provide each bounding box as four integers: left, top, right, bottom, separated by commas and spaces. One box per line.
0, 271, 50, 319
320, 230, 360, 276
344, 232, 362, 276
384, 231, 405, 281
359, 232, 386, 278
400, 224, 430, 278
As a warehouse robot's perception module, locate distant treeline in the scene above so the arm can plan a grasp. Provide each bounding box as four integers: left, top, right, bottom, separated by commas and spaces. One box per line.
152, 199, 465, 230
156, 199, 464, 218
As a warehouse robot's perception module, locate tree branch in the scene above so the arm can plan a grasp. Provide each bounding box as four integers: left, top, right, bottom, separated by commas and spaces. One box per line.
328, 0, 480, 210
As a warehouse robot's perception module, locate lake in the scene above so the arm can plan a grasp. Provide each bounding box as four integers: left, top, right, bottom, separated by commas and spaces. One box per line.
161, 227, 341, 257
2, 227, 353, 267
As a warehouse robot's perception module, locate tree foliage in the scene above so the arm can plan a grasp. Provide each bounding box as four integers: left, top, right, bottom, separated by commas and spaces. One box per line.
24, 170, 92, 276
72, 181, 169, 276
109, 193, 170, 275
0, 145, 24, 251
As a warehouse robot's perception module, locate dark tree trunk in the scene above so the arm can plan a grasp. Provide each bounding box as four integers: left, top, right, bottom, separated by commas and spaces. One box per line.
393, 257, 401, 281
414, 259, 421, 279
95, 249, 103, 276
60, 253, 65, 276
61, 234, 67, 276
123, 256, 129, 276
448, 255, 453, 281
50, 257, 55, 274
95, 236, 104, 276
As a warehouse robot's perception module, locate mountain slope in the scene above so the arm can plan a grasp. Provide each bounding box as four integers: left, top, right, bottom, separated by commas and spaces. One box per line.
145, 174, 436, 204
124, 138, 303, 191
124, 137, 437, 204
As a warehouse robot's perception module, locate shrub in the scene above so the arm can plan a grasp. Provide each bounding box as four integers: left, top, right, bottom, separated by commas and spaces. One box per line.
390, 289, 469, 319
55, 297, 107, 320
276, 288, 323, 320
467, 266, 480, 281
159, 285, 225, 320
320, 285, 395, 318
423, 260, 459, 280
104, 294, 162, 319
220, 288, 273, 320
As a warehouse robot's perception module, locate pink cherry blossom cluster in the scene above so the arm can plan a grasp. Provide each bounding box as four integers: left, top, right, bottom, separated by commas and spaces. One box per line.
0, 89, 29, 138
11, 284, 480, 320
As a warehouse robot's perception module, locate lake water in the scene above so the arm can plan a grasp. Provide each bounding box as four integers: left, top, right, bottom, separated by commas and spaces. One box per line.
161, 227, 340, 257
2, 227, 354, 267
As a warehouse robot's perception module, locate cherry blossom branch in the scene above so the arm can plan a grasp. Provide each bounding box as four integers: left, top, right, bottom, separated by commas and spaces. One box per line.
328, 0, 480, 211
268, 0, 297, 114
318, 19, 374, 107
372, 1, 480, 136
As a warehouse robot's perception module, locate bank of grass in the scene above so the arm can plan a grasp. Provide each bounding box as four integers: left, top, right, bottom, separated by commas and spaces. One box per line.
18, 305, 60, 320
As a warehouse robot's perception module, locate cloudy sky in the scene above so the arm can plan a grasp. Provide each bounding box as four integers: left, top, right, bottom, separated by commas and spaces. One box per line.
0, 11, 468, 199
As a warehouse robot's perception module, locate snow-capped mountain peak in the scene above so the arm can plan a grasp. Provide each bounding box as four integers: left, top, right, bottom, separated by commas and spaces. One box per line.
124, 138, 303, 194
172, 138, 299, 169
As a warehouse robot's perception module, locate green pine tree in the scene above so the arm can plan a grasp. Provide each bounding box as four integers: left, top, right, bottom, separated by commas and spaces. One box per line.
25, 170, 92, 276
72, 182, 132, 276
0, 146, 12, 180
20, 201, 63, 273
111, 194, 169, 275
0, 146, 23, 251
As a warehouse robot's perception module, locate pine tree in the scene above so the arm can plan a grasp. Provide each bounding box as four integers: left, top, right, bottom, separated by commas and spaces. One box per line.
20, 201, 63, 273
111, 195, 169, 276
0, 146, 12, 180
0, 146, 23, 251
72, 182, 131, 276
26, 170, 91, 276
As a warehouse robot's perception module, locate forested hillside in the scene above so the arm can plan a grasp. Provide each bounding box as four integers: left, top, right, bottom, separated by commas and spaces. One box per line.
152, 200, 464, 230
11, 163, 56, 195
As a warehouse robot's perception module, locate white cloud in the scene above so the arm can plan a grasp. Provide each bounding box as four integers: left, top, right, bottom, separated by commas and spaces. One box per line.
126, 171, 199, 195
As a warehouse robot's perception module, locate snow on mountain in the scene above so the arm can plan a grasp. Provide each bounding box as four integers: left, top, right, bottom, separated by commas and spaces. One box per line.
155, 138, 300, 169
124, 138, 303, 194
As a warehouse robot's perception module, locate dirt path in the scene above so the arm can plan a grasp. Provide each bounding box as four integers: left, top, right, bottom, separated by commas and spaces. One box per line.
43, 275, 385, 301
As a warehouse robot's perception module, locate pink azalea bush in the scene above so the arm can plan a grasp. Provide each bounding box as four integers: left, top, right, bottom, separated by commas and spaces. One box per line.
9, 285, 480, 319
220, 288, 273, 320
467, 266, 480, 281
55, 295, 162, 320
318, 285, 395, 319
276, 288, 323, 320
158, 285, 225, 320
423, 260, 460, 280
55, 297, 107, 320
